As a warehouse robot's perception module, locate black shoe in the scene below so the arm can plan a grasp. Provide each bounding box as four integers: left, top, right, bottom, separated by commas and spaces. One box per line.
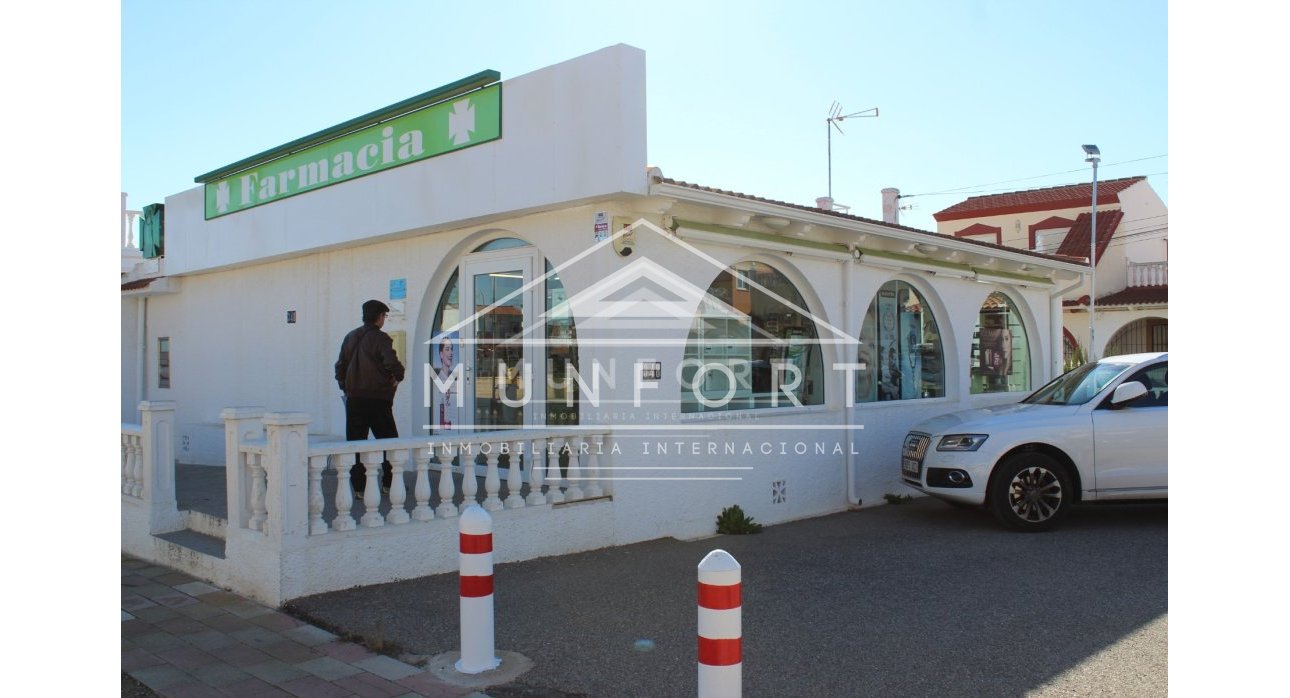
380, 484, 391, 496
355, 490, 365, 501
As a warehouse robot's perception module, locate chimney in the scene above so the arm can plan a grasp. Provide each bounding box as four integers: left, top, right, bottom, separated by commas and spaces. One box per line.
881, 187, 900, 225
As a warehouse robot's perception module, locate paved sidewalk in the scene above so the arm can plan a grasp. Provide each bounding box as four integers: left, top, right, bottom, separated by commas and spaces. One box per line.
121, 554, 488, 697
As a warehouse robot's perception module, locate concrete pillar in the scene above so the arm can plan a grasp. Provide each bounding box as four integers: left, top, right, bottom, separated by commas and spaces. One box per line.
262, 412, 312, 547
222, 407, 265, 530
139, 401, 183, 533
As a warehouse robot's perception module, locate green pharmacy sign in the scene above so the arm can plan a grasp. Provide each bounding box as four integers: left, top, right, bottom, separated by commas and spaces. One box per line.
199, 74, 501, 219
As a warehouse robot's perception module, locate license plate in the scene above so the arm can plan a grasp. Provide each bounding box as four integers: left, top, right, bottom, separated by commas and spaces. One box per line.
902, 457, 920, 477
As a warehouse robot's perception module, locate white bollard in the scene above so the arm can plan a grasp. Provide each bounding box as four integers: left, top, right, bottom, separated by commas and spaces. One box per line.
698, 549, 742, 697
456, 504, 501, 673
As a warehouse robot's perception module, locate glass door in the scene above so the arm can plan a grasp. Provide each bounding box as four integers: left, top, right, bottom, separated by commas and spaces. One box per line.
462, 253, 535, 431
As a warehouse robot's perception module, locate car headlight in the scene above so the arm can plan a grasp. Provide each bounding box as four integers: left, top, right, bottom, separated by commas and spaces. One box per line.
936, 434, 989, 452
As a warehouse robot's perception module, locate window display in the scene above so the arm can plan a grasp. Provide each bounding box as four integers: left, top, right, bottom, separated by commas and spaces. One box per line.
856, 281, 945, 402
682, 262, 824, 412
970, 292, 1030, 394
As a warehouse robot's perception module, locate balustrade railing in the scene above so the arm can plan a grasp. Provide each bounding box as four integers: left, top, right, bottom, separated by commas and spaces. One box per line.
229, 418, 612, 537
121, 402, 184, 535
1127, 260, 1168, 287
122, 425, 143, 498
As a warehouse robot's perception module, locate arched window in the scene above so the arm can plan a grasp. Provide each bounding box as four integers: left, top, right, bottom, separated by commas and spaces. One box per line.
1104, 318, 1167, 357
682, 261, 824, 412
429, 238, 578, 430
856, 281, 945, 402
970, 292, 1030, 394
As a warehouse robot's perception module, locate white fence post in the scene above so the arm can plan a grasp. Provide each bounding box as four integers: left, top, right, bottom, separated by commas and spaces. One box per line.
545, 437, 565, 504
262, 412, 312, 546
563, 437, 584, 501
437, 443, 459, 519
526, 437, 547, 506
504, 440, 525, 509
121, 430, 141, 496
698, 549, 742, 698
138, 401, 184, 533
584, 435, 604, 498
411, 447, 435, 522
387, 448, 411, 525
308, 455, 329, 535
222, 407, 266, 530
483, 443, 503, 511
360, 450, 385, 528
457, 504, 501, 674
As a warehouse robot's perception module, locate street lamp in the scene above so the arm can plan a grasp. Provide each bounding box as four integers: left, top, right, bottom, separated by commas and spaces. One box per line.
1082, 144, 1100, 361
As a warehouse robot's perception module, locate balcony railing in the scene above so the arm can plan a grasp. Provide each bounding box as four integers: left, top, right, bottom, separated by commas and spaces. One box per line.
1127, 260, 1167, 287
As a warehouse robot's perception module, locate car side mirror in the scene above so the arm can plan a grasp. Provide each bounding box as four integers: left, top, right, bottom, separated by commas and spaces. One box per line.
1109, 381, 1148, 407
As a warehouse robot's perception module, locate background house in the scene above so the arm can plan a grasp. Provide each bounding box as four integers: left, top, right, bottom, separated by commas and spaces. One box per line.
930, 177, 1167, 363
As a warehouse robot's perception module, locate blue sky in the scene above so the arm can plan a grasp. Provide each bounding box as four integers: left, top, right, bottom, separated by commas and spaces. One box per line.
121, 0, 1167, 232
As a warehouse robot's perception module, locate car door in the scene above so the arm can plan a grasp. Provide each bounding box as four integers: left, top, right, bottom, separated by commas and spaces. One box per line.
1090, 361, 1168, 498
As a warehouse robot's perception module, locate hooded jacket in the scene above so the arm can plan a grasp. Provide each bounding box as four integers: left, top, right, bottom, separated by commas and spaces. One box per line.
335, 323, 405, 401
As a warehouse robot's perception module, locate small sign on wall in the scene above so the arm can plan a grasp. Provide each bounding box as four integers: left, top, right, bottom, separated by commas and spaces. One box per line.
638, 360, 663, 381
594, 211, 610, 242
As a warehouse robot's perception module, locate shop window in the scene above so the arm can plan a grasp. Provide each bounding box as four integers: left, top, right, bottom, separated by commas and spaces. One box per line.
157, 337, 170, 389
682, 261, 824, 412
855, 281, 945, 402
970, 292, 1030, 394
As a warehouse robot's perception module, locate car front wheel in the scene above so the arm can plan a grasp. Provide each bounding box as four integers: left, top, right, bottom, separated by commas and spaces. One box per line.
989, 452, 1072, 532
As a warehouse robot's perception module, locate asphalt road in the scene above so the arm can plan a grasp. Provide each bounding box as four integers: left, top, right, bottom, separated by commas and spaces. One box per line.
287, 497, 1167, 697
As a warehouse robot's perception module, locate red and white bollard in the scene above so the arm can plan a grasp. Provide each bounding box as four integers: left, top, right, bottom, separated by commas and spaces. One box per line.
697, 549, 742, 697
456, 504, 501, 673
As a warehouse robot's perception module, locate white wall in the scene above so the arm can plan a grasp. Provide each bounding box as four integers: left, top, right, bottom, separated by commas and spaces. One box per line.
162, 44, 648, 276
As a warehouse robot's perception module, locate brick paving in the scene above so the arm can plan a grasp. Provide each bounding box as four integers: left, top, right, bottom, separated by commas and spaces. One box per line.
121, 555, 487, 697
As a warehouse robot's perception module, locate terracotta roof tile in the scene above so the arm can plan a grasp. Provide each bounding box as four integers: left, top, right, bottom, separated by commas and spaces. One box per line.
1096, 284, 1168, 306
122, 278, 156, 291
933, 176, 1145, 222
1062, 285, 1168, 307
1055, 210, 1123, 264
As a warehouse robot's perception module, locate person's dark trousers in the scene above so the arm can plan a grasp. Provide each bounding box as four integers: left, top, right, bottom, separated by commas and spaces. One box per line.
345, 396, 398, 496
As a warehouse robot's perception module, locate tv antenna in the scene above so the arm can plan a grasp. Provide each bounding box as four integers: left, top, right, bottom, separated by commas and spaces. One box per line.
826, 102, 879, 201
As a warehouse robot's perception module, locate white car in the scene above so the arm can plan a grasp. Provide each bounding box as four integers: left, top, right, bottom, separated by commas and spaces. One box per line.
901, 352, 1167, 531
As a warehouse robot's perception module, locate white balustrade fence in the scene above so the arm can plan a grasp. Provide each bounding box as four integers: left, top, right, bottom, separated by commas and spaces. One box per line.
124, 404, 617, 605
225, 410, 612, 537
121, 401, 184, 537
1127, 260, 1168, 287
122, 426, 143, 498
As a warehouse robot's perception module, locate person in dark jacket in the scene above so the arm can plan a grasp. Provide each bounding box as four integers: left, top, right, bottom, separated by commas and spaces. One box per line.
334, 300, 406, 499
